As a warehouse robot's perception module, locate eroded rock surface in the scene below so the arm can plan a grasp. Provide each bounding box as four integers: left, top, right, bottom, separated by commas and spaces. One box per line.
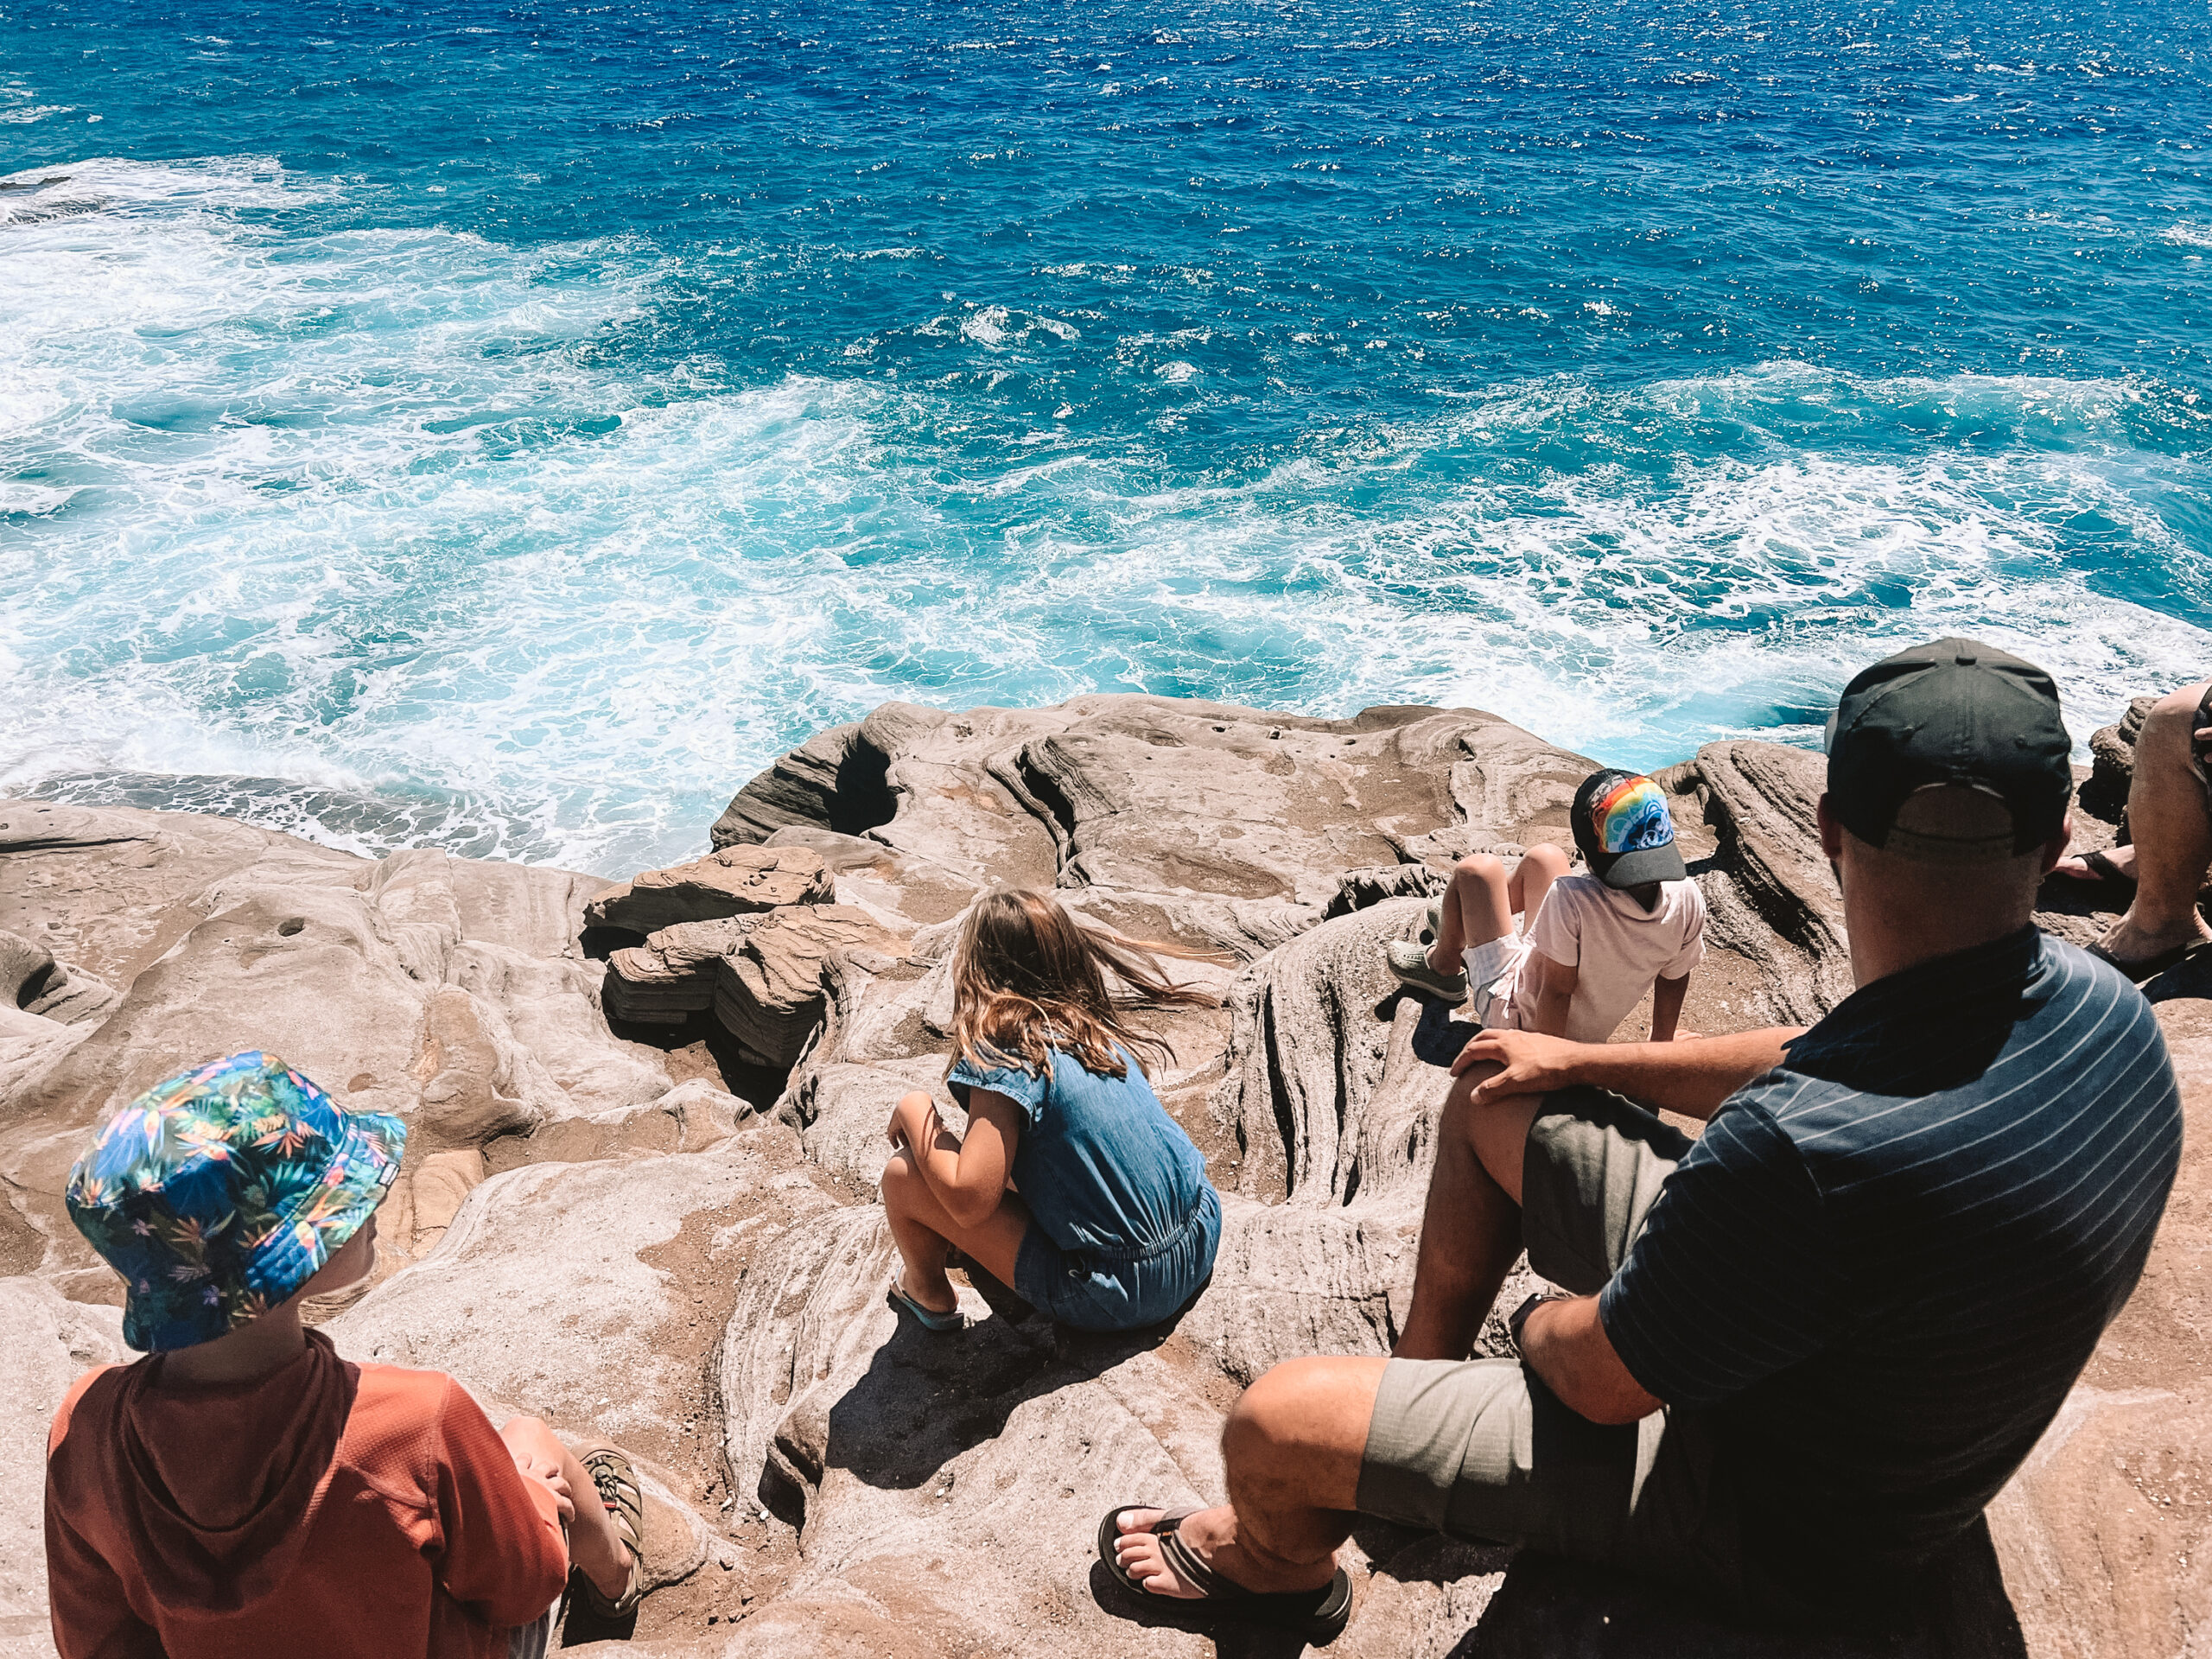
2, 691, 2206, 1659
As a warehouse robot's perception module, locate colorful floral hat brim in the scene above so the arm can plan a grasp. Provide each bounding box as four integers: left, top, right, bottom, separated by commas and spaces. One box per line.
65, 1052, 408, 1353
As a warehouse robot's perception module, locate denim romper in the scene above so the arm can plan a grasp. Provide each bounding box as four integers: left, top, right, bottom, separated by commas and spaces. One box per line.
946, 1043, 1221, 1332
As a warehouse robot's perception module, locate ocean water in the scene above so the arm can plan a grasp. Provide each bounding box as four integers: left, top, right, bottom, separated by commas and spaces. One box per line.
3, 0, 2209, 876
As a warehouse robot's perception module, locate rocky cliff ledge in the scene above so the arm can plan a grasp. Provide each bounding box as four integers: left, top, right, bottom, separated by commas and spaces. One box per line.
2, 694, 2205, 1659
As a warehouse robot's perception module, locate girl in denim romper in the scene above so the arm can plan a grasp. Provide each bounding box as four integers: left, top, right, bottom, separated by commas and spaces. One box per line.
880, 889, 1223, 1332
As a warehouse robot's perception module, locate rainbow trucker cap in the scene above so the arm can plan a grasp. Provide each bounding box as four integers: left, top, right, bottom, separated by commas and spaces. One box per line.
1570, 770, 1688, 889
66, 1052, 405, 1352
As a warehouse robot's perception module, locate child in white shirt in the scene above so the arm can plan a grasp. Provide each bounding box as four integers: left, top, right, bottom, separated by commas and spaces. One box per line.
1386, 769, 1705, 1043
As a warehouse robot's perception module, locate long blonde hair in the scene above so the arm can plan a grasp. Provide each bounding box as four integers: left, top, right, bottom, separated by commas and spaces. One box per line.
948, 889, 1220, 1081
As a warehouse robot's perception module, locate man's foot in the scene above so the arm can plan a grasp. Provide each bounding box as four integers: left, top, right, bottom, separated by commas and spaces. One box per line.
1096, 1505, 1352, 1642
1111, 1507, 1206, 1600
575, 1448, 646, 1618
1109, 1505, 1336, 1599
2093, 908, 2212, 976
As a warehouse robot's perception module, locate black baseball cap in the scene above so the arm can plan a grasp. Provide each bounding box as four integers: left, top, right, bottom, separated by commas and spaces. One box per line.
1570, 769, 1688, 889
1825, 638, 2074, 860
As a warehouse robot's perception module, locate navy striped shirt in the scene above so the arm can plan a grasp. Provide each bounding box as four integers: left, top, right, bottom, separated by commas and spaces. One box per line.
1599, 928, 2182, 1613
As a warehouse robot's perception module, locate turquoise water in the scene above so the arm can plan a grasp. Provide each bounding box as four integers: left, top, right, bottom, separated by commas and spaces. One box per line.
3, 0, 2209, 874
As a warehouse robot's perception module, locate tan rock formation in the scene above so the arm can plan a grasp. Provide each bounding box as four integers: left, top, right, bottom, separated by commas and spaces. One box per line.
584, 845, 834, 935
0, 691, 2204, 1658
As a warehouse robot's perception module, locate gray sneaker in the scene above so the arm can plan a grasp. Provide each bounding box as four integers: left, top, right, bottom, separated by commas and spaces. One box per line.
1421, 896, 1444, 944
1386, 939, 1467, 1003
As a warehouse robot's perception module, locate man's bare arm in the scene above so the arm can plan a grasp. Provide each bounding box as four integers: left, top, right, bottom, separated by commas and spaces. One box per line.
1517, 1294, 1660, 1425
1449, 1026, 1801, 1120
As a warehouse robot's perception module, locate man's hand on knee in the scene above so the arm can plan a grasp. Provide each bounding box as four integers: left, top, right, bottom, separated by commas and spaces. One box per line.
1452, 1028, 1580, 1097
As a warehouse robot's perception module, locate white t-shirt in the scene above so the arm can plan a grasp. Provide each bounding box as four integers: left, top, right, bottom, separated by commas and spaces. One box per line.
1516, 874, 1707, 1043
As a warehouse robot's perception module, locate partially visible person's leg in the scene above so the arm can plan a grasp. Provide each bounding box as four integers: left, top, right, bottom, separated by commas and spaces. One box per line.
879, 1131, 1033, 1315
1394, 1067, 1544, 1361
1429, 854, 1517, 972
499, 1416, 632, 1603
1507, 842, 1572, 936
1111, 1356, 1383, 1599
2098, 679, 2212, 966
1105, 1091, 1721, 1618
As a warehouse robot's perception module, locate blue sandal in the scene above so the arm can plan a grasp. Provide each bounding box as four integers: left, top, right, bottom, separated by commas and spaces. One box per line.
887, 1276, 965, 1331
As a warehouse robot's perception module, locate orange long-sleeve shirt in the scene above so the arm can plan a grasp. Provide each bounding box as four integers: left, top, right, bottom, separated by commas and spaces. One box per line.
44, 1331, 569, 1659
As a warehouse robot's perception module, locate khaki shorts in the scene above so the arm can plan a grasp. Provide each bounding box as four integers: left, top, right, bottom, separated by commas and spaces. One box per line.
1356, 1088, 1745, 1605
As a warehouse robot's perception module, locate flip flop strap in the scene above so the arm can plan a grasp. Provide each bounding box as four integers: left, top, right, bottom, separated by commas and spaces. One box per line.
1155, 1517, 1232, 1601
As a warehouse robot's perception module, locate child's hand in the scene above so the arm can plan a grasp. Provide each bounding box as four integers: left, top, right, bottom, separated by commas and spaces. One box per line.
513, 1452, 576, 1526
886, 1090, 933, 1152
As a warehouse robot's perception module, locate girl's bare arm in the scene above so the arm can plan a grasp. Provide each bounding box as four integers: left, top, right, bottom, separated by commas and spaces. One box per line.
910, 1089, 1023, 1230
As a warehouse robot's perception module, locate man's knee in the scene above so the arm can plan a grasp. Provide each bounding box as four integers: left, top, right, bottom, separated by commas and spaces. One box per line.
1443, 1064, 1528, 1149
1224, 1357, 1382, 1509
1441, 1070, 1535, 1203
1225, 1359, 1357, 1464
2145, 679, 2210, 738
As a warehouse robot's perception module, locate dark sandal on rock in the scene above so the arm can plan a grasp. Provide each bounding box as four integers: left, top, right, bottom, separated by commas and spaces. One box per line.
888, 1274, 966, 1332
1094, 1505, 1353, 1645
2088, 938, 2212, 985
575, 1447, 646, 1618
2055, 848, 2135, 889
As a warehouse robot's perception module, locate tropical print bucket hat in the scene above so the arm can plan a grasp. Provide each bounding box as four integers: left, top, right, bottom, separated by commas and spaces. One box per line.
66, 1052, 407, 1352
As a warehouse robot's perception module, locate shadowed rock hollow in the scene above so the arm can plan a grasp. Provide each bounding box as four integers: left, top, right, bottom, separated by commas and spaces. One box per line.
1, 693, 2205, 1659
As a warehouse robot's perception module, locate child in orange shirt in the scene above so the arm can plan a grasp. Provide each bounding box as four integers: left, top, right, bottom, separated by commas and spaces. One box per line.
44, 1052, 645, 1659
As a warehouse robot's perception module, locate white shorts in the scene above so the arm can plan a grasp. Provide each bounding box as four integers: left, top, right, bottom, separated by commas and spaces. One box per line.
1463, 935, 1535, 1032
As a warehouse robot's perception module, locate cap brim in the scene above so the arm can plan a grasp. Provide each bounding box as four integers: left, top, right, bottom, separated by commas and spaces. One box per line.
1599, 842, 1688, 888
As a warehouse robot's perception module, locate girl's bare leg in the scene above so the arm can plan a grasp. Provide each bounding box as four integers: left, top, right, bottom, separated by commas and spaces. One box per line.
880, 1141, 1033, 1313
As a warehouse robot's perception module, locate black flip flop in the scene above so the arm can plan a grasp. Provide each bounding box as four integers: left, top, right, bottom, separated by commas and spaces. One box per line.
1094, 1505, 1352, 1645
2087, 939, 2211, 985
2054, 848, 2135, 889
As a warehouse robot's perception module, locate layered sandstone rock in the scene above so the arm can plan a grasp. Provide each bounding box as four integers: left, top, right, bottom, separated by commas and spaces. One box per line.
0, 692, 2204, 1659
584, 845, 834, 935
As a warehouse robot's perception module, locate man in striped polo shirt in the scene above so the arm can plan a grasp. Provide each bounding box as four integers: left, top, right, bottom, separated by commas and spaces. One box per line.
1101, 639, 2184, 1640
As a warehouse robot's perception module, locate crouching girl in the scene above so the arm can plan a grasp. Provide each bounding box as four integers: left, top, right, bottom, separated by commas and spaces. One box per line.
881, 889, 1223, 1333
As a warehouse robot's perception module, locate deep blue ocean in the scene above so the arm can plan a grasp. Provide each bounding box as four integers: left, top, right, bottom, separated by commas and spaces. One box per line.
4, 0, 2209, 874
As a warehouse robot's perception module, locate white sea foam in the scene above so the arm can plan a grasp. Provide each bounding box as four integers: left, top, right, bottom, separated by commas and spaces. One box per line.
3, 156, 2206, 874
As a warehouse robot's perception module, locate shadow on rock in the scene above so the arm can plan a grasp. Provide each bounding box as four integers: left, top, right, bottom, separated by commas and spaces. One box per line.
821, 1287, 1189, 1495
2145, 945, 2212, 1006
1085, 1557, 1319, 1656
